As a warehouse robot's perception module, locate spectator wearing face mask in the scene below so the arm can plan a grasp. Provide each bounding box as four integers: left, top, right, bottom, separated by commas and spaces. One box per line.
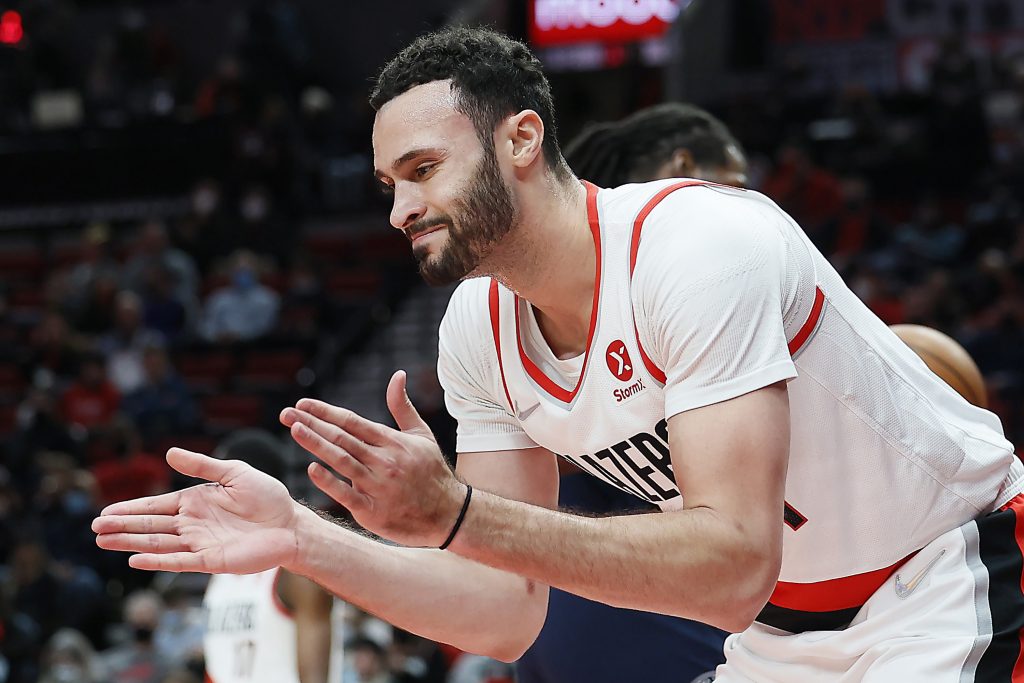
39, 628, 108, 683
101, 590, 169, 683
199, 250, 280, 343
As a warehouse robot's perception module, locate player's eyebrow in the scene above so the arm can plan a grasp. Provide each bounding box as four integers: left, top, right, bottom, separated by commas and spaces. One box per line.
373, 147, 441, 182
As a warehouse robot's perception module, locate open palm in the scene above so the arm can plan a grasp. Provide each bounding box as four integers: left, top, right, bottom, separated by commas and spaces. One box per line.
93, 448, 303, 574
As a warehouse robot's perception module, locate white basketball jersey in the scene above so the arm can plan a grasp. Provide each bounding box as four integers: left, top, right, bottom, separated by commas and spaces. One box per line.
438, 180, 1024, 612
203, 569, 300, 683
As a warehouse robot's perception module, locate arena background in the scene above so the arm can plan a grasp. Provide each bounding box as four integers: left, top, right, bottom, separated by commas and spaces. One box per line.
1, 0, 1023, 681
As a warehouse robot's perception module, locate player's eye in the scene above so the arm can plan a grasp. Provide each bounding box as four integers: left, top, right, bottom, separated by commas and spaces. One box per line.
415, 163, 437, 178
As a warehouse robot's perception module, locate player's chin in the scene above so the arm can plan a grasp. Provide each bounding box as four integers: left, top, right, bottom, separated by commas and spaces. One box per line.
416, 253, 473, 287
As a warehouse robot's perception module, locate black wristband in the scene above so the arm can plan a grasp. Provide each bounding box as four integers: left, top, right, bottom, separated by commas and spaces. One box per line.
439, 484, 473, 550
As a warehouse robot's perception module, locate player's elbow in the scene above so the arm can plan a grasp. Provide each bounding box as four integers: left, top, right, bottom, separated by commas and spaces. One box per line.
716, 547, 781, 633
476, 584, 547, 662
478, 618, 543, 662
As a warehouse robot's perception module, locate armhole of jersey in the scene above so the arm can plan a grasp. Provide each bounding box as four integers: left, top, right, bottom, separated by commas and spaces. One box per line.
627, 180, 710, 385
788, 285, 826, 357
271, 568, 294, 618
488, 279, 515, 414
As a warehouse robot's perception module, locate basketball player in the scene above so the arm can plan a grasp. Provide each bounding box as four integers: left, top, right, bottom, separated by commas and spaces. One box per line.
202, 430, 335, 683
516, 103, 751, 683
95, 28, 1024, 682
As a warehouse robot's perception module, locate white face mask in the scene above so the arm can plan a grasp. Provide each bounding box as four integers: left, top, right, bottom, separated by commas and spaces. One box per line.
49, 663, 85, 683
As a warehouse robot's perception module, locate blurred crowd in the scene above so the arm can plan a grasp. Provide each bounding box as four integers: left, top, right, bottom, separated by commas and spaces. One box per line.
1, 1, 1024, 682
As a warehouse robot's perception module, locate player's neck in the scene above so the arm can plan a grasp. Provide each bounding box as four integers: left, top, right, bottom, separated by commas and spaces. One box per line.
486, 176, 596, 358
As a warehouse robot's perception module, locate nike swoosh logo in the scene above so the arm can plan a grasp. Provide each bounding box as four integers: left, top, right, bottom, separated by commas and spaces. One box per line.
515, 401, 541, 421
894, 549, 946, 599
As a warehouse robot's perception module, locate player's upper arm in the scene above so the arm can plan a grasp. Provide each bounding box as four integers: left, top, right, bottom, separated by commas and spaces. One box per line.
456, 446, 559, 510
666, 382, 790, 624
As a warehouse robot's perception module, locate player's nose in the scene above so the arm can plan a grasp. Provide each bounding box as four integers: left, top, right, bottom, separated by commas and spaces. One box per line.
389, 184, 427, 231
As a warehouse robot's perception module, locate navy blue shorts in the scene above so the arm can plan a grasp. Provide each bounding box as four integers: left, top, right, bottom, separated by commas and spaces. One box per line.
515, 473, 728, 683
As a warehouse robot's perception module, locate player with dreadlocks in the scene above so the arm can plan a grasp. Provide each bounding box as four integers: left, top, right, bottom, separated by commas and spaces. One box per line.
564, 102, 748, 189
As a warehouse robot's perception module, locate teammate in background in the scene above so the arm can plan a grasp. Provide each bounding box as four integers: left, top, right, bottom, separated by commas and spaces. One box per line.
96, 28, 1024, 682
564, 102, 749, 189
515, 103, 747, 683
202, 430, 334, 683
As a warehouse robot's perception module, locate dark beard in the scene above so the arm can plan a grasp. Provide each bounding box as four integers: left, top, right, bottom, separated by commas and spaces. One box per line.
412, 143, 516, 286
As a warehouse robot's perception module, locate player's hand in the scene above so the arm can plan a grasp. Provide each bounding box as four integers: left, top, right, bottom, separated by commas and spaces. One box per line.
92, 448, 302, 573
280, 370, 464, 548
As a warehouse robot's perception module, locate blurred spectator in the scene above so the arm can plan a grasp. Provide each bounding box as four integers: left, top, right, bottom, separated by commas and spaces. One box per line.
11, 387, 79, 486
761, 143, 844, 233
199, 250, 280, 343
346, 637, 393, 683
38, 628, 107, 683
102, 590, 169, 683
816, 177, 889, 263
172, 179, 233, 275
0, 570, 41, 683
152, 583, 205, 674
387, 629, 447, 683
140, 265, 189, 342
4, 540, 65, 643
59, 352, 120, 433
90, 421, 171, 508
74, 272, 121, 335
121, 345, 198, 447
237, 185, 290, 260
98, 292, 167, 394
34, 452, 105, 570
65, 223, 120, 318
122, 219, 200, 315
24, 312, 81, 385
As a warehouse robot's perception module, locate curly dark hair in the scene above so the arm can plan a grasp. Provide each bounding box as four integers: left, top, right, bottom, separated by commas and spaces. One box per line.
564, 103, 743, 188
371, 27, 568, 177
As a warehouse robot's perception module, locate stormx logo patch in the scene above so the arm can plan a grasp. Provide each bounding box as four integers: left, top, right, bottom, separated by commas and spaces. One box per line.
614, 376, 646, 403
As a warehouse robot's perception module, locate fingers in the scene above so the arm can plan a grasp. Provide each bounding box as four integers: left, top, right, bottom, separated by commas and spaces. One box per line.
92, 515, 178, 535
282, 405, 386, 468
100, 490, 182, 517
96, 533, 192, 554
167, 448, 242, 482
288, 419, 374, 484
292, 398, 392, 446
308, 462, 371, 512
386, 370, 432, 437
128, 552, 211, 573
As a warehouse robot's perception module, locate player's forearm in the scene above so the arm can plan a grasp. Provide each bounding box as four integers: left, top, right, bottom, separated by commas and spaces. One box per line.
447, 490, 780, 632
285, 504, 546, 661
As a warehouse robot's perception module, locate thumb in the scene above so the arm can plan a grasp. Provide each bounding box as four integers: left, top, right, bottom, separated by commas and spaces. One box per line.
386, 370, 432, 437
166, 448, 237, 483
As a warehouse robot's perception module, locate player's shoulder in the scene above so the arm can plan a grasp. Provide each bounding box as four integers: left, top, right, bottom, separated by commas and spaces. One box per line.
597, 178, 778, 224
440, 278, 494, 339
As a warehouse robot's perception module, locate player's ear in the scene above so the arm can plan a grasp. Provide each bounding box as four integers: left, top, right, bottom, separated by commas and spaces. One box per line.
670, 148, 696, 177
503, 110, 545, 169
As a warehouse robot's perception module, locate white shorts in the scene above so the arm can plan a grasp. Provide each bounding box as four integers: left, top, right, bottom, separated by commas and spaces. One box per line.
716, 494, 1024, 682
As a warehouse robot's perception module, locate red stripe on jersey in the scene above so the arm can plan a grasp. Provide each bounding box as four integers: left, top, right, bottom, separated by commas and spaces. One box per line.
488, 280, 515, 413
768, 553, 915, 612
627, 181, 709, 384
513, 181, 603, 404
999, 493, 1024, 681
788, 286, 826, 356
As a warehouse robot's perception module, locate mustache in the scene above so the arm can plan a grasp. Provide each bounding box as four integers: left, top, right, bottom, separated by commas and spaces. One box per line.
404, 218, 453, 242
